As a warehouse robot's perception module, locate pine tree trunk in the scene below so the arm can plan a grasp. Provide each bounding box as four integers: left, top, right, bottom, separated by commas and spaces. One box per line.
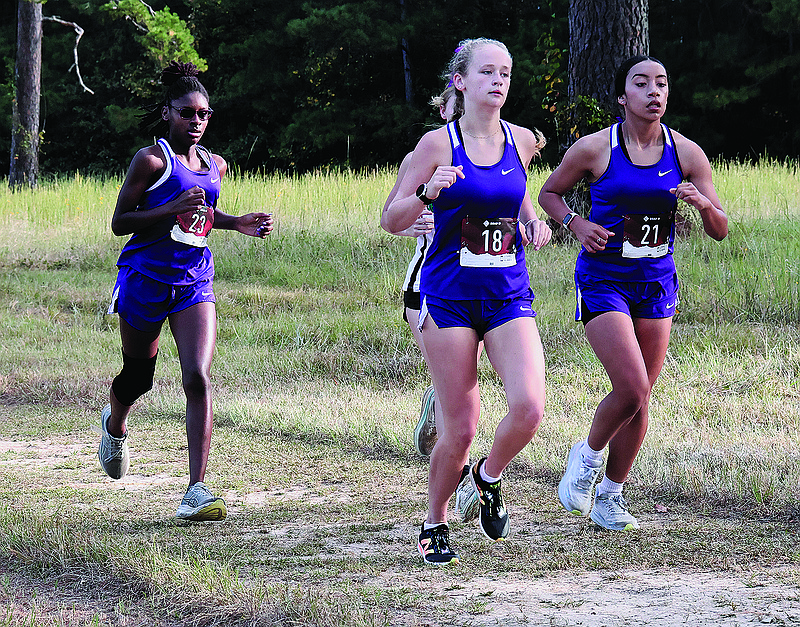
568, 0, 649, 122
10, 0, 42, 189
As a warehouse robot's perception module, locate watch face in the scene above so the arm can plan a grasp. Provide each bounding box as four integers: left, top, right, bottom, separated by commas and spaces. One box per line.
562, 213, 573, 225
416, 184, 426, 198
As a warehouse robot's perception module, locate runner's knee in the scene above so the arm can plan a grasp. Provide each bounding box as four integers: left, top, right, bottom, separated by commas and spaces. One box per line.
181, 367, 211, 400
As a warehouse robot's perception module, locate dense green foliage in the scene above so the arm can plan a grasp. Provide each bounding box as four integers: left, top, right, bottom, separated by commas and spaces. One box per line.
1, 0, 798, 177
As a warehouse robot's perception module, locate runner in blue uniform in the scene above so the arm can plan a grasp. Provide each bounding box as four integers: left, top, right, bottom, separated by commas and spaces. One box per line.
385, 38, 551, 564
538, 56, 728, 530
97, 61, 273, 521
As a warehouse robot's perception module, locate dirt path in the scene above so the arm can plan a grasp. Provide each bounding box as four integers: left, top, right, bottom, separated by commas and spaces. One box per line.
3, 438, 800, 626
388, 567, 800, 625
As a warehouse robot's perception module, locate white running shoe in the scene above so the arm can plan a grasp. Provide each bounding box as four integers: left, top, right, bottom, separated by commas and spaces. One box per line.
558, 441, 602, 516
97, 404, 129, 480
590, 489, 640, 530
454, 465, 479, 523
176, 482, 227, 521
413, 385, 437, 456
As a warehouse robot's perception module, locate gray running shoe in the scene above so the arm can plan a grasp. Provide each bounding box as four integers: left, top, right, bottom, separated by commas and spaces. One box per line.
558, 441, 602, 516
590, 489, 640, 531
176, 482, 227, 521
413, 385, 437, 456
454, 464, 479, 522
97, 404, 129, 480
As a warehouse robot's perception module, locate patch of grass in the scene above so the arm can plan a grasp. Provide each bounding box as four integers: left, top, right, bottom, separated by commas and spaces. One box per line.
1, 165, 800, 624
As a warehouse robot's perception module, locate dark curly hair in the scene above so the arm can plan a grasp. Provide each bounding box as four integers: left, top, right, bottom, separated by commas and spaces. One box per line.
139, 61, 210, 136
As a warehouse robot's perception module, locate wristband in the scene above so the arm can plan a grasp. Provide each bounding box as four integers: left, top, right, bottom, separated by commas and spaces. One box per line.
416, 183, 434, 205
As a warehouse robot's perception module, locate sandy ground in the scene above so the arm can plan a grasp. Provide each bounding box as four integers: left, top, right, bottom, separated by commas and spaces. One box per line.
376, 568, 800, 626
2, 438, 800, 626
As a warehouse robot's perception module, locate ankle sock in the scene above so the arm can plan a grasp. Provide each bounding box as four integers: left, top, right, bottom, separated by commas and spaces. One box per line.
580, 440, 604, 467
596, 476, 624, 496
479, 459, 501, 484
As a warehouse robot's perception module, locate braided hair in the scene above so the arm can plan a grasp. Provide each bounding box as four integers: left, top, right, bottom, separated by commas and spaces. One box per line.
139, 61, 210, 136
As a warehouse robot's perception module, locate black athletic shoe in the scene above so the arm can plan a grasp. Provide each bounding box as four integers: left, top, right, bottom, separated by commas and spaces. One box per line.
470, 458, 510, 541
417, 523, 460, 565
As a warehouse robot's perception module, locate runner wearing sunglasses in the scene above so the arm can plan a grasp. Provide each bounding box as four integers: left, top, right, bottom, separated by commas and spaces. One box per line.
97, 61, 274, 521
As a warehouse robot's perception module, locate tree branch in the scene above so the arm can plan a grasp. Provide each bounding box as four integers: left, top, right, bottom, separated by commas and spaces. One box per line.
138, 0, 157, 18
42, 15, 95, 95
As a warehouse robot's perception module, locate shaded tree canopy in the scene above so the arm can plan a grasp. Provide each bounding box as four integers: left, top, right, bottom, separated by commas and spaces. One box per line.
1, 0, 798, 179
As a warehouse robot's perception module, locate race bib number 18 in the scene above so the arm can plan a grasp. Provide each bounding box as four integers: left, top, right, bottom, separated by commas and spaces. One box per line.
171, 205, 214, 248
622, 212, 673, 259
460, 217, 517, 268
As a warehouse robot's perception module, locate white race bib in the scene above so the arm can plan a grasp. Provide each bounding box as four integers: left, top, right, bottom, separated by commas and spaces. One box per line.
622, 212, 673, 259
171, 205, 214, 248
460, 217, 517, 268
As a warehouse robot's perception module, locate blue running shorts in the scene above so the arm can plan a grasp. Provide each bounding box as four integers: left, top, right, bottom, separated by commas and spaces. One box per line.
575, 271, 679, 325
108, 265, 216, 332
419, 290, 536, 340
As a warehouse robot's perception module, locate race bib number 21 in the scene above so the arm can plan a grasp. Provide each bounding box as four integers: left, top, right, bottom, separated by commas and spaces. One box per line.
622, 212, 673, 259
460, 217, 517, 268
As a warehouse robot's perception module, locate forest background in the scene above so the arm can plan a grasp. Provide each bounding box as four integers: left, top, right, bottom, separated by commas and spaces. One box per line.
1, 0, 799, 178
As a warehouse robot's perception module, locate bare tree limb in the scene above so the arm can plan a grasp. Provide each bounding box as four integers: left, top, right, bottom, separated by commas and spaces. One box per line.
138, 0, 157, 18
42, 15, 95, 95
125, 15, 149, 34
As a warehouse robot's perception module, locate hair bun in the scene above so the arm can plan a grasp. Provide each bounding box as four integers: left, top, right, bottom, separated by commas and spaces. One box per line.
161, 61, 200, 87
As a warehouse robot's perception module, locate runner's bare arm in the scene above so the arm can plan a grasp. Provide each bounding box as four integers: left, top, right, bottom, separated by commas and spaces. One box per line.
111, 147, 205, 236
538, 133, 615, 250
384, 128, 461, 233
672, 134, 728, 241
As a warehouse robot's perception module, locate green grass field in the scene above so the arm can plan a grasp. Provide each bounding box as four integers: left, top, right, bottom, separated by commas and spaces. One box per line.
1, 162, 799, 626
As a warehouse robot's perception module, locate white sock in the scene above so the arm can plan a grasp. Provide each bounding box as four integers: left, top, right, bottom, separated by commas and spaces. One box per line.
580, 440, 604, 467
423, 520, 446, 530
479, 460, 502, 484
596, 476, 624, 496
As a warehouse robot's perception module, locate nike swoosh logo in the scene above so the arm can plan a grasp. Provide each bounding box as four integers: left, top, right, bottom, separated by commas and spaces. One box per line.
210, 177, 220, 183
658, 170, 672, 177
666, 302, 676, 309
201, 292, 213, 297
520, 306, 531, 311
502, 168, 515, 175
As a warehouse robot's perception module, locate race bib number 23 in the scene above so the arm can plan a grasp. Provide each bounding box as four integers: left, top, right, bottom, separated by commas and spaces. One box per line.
171, 205, 214, 248
460, 217, 517, 268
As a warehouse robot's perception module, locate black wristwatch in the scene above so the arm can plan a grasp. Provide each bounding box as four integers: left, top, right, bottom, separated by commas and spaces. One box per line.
416, 183, 434, 204
562, 211, 579, 230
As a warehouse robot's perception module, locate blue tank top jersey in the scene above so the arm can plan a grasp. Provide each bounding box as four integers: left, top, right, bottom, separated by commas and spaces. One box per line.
577, 123, 683, 282
420, 120, 530, 300
116, 138, 222, 286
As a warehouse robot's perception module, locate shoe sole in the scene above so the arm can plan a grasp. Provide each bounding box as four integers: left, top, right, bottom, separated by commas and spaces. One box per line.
417, 542, 460, 565
589, 511, 639, 531
176, 499, 227, 521
413, 386, 436, 456
456, 499, 479, 523
469, 462, 508, 542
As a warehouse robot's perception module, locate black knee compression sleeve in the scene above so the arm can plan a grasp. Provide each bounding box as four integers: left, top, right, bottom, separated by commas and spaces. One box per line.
111, 351, 158, 406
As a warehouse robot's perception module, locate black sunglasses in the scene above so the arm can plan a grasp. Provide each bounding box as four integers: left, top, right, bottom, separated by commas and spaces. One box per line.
168, 104, 214, 121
